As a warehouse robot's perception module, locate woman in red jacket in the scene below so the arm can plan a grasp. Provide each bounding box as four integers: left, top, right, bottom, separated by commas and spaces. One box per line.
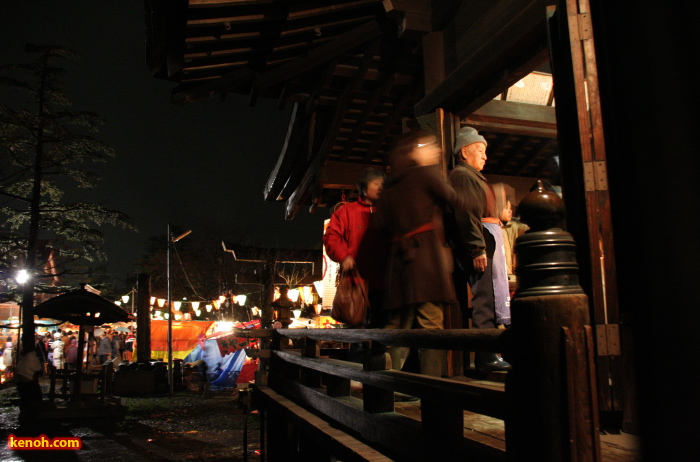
323, 167, 386, 328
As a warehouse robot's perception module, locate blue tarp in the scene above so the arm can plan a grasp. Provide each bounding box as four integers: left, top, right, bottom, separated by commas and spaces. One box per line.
184, 338, 246, 390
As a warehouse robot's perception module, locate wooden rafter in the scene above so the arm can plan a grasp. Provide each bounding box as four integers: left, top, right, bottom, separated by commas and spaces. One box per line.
256, 20, 383, 89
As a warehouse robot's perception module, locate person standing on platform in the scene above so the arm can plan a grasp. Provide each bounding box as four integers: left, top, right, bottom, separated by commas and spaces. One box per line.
374, 130, 459, 377
324, 167, 387, 328
448, 126, 512, 374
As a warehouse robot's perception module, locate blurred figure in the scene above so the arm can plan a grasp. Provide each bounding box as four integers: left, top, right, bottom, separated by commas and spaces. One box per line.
52, 334, 65, 370
97, 333, 111, 364
111, 331, 122, 362
374, 130, 459, 377
124, 333, 135, 361
2, 336, 13, 379
64, 337, 78, 370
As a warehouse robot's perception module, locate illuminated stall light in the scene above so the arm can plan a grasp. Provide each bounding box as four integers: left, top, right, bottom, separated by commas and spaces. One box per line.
173, 301, 182, 311
157, 298, 166, 307
313, 280, 323, 296
122, 295, 130, 304
302, 286, 313, 304
206, 304, 213, 312
191, 301, 200, 310
235, 294, 247, 306
293, 309, 302, 319
288, 289, 300, 302
150, 296, 156, 306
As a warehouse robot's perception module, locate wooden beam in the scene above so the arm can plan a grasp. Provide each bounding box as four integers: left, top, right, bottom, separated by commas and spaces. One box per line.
465, 99, 557, 138
257, 20, 383, 89
383, 0, 432, 40
338, 38, 382, 161
422, 31, 445, 94
285, 76, 358, 219
264, 102, 308, 201
363, 84, 415, 162
320, 161, 385, 191
171, 67, 254, 104
414, 0, 550, 117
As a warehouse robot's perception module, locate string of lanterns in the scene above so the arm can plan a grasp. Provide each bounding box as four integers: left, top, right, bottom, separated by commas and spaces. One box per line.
113, 293, 252, 321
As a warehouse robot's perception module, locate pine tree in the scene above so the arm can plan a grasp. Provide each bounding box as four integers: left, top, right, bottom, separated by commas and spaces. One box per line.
0, 44, 135, 352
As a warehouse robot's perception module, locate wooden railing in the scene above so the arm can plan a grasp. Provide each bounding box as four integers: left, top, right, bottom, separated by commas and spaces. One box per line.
244, 183, 601, 462
250, 327, 510, 462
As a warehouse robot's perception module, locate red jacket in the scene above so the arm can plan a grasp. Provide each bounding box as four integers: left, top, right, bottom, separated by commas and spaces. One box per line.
323, 198, 386, 291
323, 198, 374, 264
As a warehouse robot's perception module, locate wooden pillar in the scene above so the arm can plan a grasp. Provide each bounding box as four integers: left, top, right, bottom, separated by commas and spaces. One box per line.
74, 324, 86, 401
504, 181, 600, 462
362, 341, 393, 413
136, 273, 151, 363
262, 260, 276, 327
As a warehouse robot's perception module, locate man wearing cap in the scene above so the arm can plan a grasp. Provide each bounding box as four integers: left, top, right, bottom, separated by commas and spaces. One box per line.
448, 126, 512, 373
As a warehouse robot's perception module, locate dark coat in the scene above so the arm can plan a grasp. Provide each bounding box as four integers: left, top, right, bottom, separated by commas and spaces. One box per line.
374, 164, 459, 310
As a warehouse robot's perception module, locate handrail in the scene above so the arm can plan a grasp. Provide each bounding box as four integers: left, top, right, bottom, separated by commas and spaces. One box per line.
233, 326, 506, 350
276, 327, 507, 351
250, 326, 509, 462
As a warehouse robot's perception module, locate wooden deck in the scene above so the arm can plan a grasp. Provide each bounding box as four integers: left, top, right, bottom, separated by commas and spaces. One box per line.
386, 375, 639, 462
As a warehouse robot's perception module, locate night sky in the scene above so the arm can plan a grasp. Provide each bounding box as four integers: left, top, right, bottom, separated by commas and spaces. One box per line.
1, 0, 330, 278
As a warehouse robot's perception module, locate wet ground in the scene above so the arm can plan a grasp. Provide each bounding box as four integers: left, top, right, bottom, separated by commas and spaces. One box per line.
0, 378, 260, 461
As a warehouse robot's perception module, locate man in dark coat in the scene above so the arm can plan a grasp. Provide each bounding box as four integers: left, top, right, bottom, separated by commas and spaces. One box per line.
374, 130, 459, 377
448, 126, 512, 373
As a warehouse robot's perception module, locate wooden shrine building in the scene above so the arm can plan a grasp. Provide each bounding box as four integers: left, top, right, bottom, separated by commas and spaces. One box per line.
143, 1, 698, 459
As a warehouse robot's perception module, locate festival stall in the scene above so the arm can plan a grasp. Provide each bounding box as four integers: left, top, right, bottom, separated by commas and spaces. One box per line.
182, 319, 260, 390
146, 319, 214, 362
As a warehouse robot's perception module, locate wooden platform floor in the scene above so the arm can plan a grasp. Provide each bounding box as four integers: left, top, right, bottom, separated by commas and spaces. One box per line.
391, 374, 640, 462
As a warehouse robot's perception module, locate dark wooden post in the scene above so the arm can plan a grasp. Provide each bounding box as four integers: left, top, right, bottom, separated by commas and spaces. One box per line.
136, 273, 151, 363
504, 181, 601, 462
362, 340, 393, 413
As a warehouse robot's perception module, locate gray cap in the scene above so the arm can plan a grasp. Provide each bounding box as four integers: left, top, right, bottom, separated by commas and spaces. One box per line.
453, 126, 487, 155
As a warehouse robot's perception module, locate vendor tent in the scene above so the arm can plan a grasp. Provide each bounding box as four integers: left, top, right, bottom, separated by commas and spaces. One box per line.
31, 286, 132, 401
148, 320, 214, 361
32, 287, 132, 325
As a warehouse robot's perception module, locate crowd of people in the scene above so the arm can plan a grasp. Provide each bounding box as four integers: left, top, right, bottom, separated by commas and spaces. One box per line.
323, 126, 529, 377
18, 327, 136, 374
